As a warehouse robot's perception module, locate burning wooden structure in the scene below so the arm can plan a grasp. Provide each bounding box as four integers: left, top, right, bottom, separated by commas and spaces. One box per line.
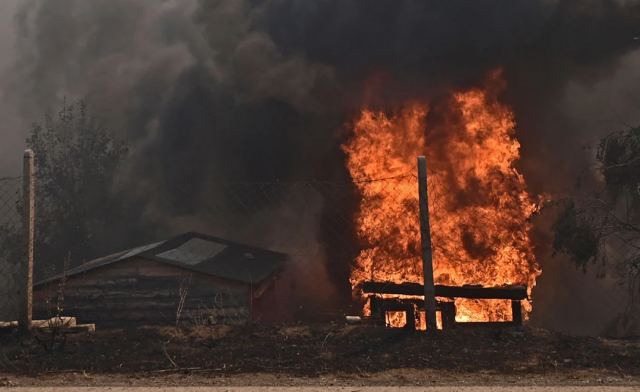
361, 281, 526, 330
343, 76, 541, 326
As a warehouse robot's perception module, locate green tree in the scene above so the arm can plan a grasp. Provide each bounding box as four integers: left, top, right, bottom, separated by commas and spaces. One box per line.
27, 100, 128, 278
553, 126, 640, 303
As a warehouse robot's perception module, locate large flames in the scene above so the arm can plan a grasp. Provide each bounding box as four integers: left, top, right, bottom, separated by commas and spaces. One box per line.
343, 72, 541, 323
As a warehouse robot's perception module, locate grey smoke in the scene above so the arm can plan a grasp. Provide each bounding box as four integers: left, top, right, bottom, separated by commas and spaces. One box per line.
0, 0, 21, 172
1, 0, 640, 331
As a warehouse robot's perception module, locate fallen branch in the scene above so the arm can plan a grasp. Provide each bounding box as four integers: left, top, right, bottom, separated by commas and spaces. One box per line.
161, 341, 178, 369
149, 367, 222, 374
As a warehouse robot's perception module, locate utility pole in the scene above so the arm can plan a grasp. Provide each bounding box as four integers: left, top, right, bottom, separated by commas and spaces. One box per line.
417, 155, 437, 332
19, 149, 35, 333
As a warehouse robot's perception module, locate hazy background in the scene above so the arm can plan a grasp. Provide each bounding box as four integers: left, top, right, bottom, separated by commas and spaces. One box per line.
0, 0, 639, 334
0, 0, 21, 173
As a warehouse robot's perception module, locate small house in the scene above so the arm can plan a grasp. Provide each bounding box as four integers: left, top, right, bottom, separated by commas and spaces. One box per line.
34, 232, 293, 326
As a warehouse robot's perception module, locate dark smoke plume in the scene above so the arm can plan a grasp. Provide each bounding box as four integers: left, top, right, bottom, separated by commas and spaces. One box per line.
1, 0, 640, 330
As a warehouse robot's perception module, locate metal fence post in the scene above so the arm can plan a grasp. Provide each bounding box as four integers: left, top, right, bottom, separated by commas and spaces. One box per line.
418, 155, 437, 332
19, 149, 35, 333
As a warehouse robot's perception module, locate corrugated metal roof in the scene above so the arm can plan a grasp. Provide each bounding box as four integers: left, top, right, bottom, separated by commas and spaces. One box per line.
36, 232, 289, 286
157, 238, 227, 266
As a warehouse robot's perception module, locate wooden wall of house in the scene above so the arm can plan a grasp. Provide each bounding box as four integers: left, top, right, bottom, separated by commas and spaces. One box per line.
252, 265, 296, 323
34, 257, 251, 327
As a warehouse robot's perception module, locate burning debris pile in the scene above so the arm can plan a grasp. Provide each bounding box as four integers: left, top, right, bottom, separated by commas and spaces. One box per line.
343, 72, 542, 327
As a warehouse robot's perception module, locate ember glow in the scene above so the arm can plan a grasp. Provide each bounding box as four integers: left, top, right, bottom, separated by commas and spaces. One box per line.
343, 72, 541, 323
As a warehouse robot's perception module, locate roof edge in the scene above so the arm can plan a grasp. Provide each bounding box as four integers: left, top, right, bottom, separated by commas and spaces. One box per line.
34, 231, 290, 287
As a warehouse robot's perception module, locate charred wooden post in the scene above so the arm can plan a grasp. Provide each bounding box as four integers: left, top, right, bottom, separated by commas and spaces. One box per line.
19, 149, 35, 333
369, 296, 386, 325
439, 301, 457, 330
511, 300, 523, 326
417, 156, 437, 332
404, 304, 416, 330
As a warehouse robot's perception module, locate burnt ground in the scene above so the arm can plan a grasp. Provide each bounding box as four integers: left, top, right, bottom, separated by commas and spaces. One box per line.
0, 324, 639, 386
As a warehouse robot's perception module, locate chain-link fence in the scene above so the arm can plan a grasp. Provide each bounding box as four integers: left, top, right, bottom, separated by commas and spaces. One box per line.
0, 150, 35, 327
0, 142, 537, 327
163, 178, 363, 307
184, 173, 427, 271
161, 173, 427, 310
174, 179, 363, 265
0, 175, 24, 322
159, 167, 535, 324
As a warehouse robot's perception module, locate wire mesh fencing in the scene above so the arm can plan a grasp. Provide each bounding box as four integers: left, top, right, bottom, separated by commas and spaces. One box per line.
167, 179, 363, 268
162, 173, 429, 299
0, 143, 440, 323
0, 176, 25, 322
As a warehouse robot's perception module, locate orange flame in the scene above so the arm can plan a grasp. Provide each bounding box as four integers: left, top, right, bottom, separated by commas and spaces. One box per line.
343, 72, 541, 323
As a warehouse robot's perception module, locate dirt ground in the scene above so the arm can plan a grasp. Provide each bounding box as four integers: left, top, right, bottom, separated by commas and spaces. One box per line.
0, 324, 639, 387
4, 388, 640, 392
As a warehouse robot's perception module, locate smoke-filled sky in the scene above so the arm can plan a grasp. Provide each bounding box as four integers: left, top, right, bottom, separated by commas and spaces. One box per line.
1, 0, 640, 333
0, 0, 21, 171
0, 1, 638, 184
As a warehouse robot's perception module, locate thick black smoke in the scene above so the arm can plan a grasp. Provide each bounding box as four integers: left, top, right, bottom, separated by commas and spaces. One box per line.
1, 0, 640, 331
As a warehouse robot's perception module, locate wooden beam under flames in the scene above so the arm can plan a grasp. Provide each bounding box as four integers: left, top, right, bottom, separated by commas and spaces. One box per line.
360, 281, 528, 301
